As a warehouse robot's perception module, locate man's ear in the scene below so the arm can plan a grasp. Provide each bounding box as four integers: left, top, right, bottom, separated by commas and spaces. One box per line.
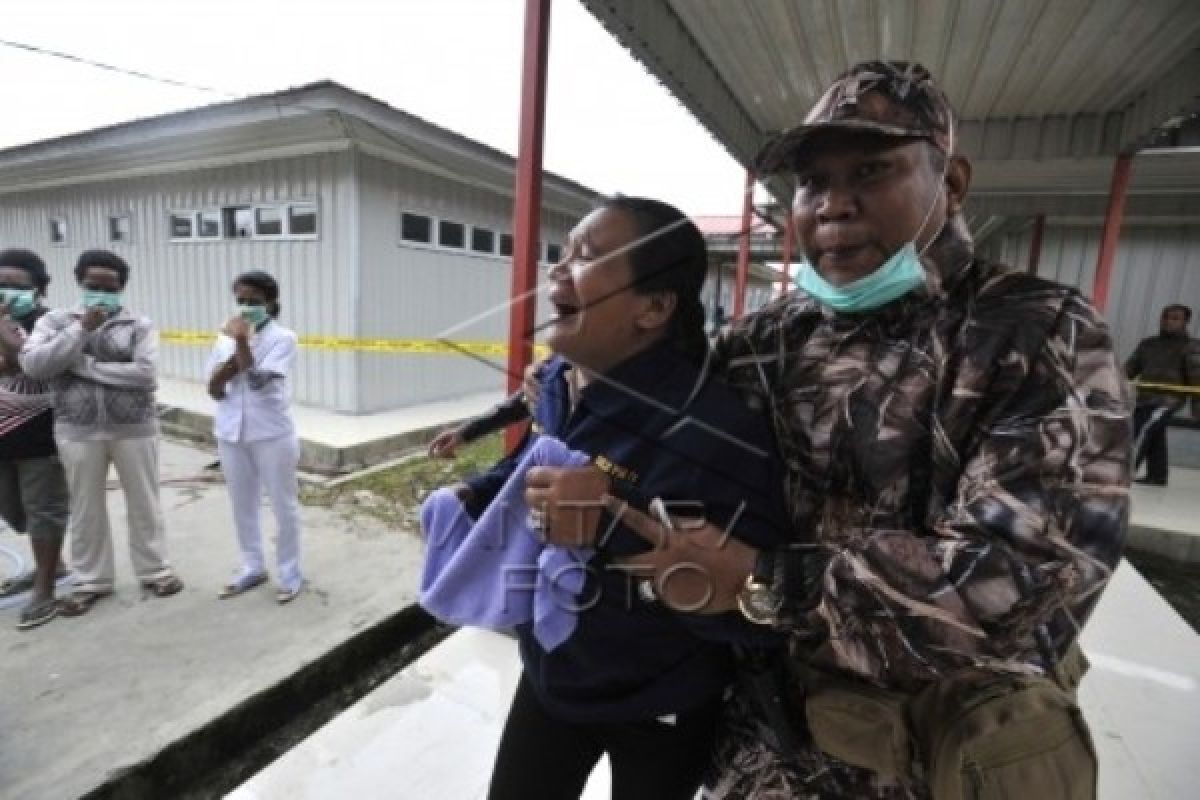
945, 155, 972, 216
635, 291, 678, 333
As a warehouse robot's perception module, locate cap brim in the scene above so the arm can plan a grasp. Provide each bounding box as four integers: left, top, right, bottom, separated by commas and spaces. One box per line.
754, 120, 928, 174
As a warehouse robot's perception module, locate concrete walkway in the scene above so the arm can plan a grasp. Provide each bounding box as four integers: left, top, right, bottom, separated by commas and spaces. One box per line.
1129, 466, 1200, 561
156, 379, 505, 473
227, 562, 1200, 800
0, 439, 425, 800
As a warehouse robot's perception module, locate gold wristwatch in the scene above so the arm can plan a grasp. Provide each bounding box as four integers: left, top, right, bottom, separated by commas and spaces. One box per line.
736, 548, 782, 625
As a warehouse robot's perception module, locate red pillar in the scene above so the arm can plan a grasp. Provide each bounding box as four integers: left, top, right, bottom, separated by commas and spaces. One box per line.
1027, 213, 1045, 276
733, 169, 754, 318
779, 206, 795, 295
1093, 154, 1133, 312
505, 0, 551, 450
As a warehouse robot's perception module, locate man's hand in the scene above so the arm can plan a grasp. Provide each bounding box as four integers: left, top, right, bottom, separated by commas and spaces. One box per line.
605, 496, 757, 614
524, 465, 611, 547
223, 317, 251, 341
81, 307, 107, 332
428, 427, 465, 458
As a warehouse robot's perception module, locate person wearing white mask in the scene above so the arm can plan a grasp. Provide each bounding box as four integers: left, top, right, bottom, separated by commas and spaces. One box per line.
21, 249, 182, 617
528, 61, 1131, 799
206, 271, 303, 604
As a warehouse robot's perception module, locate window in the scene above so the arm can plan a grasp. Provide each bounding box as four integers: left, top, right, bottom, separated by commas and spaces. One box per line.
401, 212, 433, 244
223, 206, 253, 238
546, 243, 563, 264
197, 211, 221, 238
288, 203, 317, 236
471, 227, 496, 254
108, 215, 131, 243
49, 218, 67, 244
255, 207, 283, 237
499, 233, 514, 257
169, 213, 193, 239
438, 219, 465, 249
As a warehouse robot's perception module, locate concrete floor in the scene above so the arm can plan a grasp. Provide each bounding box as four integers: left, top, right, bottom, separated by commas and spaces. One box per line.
228, 563, 1200, 800
156, 378, 504, 450
0, 439, 425, 800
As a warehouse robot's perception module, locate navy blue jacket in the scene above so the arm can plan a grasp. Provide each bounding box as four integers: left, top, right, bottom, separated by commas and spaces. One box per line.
471, 342, 787, 723
461, 355, 570, 516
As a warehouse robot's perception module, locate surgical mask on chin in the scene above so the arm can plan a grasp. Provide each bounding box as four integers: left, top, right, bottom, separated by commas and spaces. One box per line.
82, 289, 122, 313
0, 288, 37, 318
798, 241, 926, 313
237, 304, 269, 327
800, 117, 958, 315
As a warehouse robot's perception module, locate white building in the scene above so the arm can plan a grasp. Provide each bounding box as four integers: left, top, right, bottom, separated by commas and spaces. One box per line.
0, 81, 601, 414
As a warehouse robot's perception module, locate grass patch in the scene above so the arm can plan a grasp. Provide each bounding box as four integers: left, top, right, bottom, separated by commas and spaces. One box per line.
300, 435, 505, 529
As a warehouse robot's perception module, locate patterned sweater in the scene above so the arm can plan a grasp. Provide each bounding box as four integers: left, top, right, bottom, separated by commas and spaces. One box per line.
705, 230, 1132, 799
715, 247, 1131, 690
20, 307, 159, 441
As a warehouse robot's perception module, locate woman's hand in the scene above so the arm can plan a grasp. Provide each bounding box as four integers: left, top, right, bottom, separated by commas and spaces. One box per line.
222, 317, 251, 341
524, 465, 611, 547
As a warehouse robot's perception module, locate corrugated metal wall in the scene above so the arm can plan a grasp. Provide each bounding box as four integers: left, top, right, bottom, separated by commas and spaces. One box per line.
978, 223, 1200, 360
356, 153, 573, 411
0, 151, 360, 411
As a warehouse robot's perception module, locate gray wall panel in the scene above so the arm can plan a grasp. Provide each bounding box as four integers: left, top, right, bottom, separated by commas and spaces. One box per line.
979, 223, 1200, 360
0, 151, 358, 411
356, 153, 572, 411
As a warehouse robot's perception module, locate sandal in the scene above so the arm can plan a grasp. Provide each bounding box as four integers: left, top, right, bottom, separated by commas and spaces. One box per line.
18, 596, 59, 630
4, 564, 73, 597
142, 574, 184, 598
219, 572, 267, 599
276, 583, 304, 605
0, 572, 34, 598
58, 590, 112, 617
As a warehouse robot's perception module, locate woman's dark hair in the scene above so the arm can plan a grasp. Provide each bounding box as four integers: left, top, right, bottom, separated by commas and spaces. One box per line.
602, 195, 710, 364
233, 270, 282, 318
0, 248, 50, 292
74, 250, 130, 287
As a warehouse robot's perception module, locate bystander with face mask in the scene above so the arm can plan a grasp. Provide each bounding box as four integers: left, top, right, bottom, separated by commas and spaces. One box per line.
20, 249, 183, 617
206, 271, 303, 604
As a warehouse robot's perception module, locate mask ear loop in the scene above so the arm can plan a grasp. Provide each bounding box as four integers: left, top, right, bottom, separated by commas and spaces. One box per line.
915, 112, 956, 258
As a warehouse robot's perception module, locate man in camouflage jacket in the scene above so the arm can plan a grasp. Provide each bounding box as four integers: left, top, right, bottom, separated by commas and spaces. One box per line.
598, 61, 1132, 799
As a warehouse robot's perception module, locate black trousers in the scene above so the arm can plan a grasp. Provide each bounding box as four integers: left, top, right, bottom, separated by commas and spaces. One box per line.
487, 674, 722, 800
1133, 403, 1175, 483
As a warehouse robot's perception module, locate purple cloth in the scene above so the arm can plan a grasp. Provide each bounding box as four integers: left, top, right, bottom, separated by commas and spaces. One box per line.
419, 436, 592, 651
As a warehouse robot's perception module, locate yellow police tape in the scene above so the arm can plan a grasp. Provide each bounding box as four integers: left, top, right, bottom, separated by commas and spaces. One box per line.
1133, 380, 1200, 397
160, 330, 549, 358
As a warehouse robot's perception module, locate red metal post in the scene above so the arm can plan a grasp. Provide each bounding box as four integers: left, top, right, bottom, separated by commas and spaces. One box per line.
505, 0, 551, 450
1027, 213, 1045, 276
733, 169, 754, 318
779, 205, 795, 295
1093, 154, 1133, 312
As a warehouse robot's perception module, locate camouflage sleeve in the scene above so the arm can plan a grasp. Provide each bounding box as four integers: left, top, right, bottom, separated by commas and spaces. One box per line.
794, 294, 1132, 683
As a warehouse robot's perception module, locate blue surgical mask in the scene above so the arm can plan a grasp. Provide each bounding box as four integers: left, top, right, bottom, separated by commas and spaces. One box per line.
237, 304, 269, 327
797, 241, 926, 313
82, 289, 122, 313
0, 288, 37, 319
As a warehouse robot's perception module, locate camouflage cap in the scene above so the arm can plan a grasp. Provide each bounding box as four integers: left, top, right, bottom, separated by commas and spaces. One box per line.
756, 60, 955, 173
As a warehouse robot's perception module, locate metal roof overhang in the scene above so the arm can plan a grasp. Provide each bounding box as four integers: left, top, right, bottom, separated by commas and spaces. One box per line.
579, 0, 1200, 223
0, 82, 602, 215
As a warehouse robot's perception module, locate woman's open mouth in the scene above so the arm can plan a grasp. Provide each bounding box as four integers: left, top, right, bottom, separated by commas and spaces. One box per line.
551, 300, 580, 320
